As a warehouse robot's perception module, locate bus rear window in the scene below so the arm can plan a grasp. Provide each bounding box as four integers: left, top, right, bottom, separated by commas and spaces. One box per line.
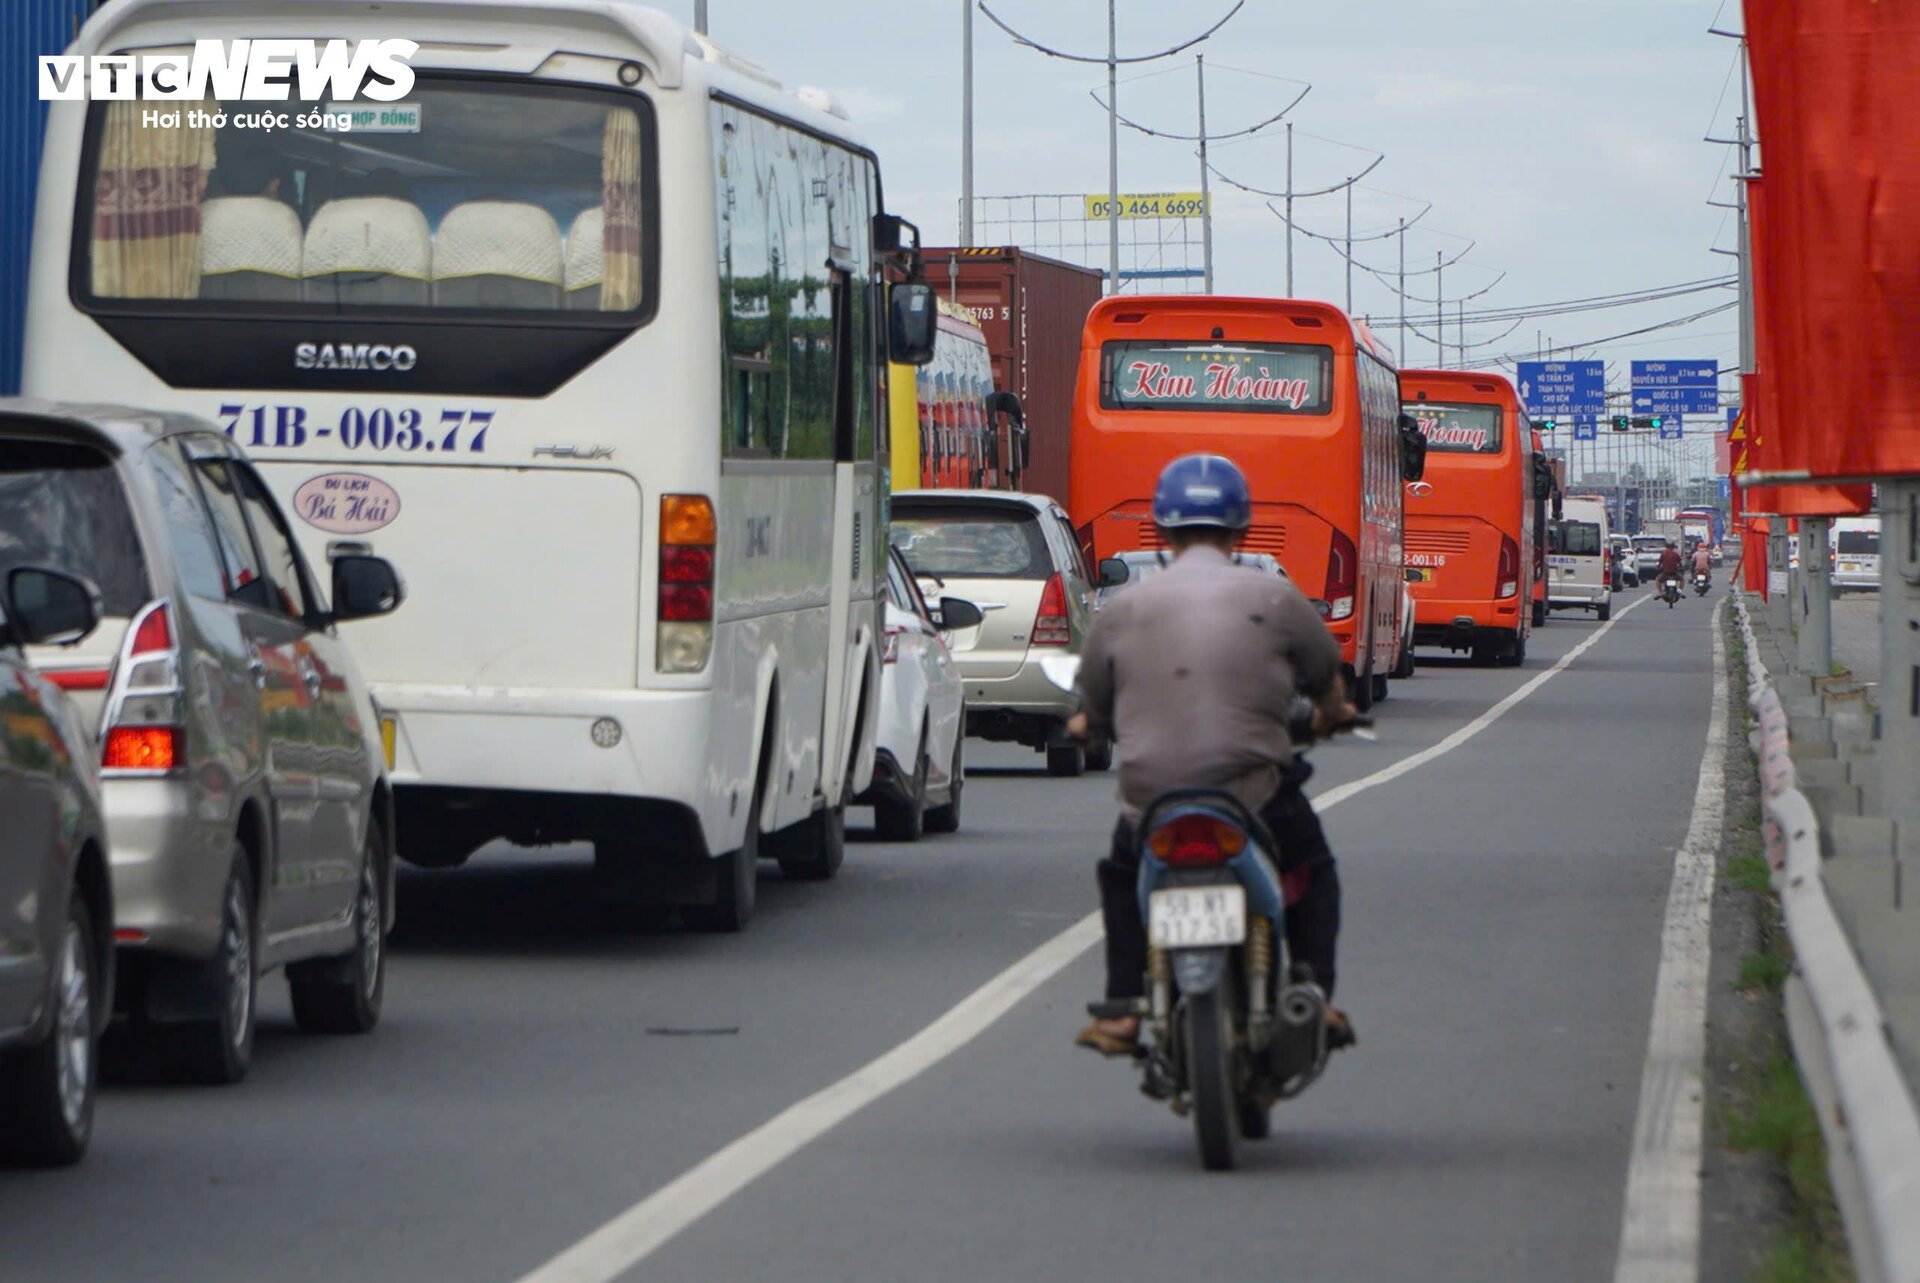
79, 77, 652, 316
0, 439, 149, 617
1404, 402, 1502, 454
1100, 341, 1332, 415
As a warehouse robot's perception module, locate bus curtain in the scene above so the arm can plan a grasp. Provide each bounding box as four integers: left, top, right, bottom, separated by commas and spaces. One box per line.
601, 107, 643, 311
91, 100, 218, 300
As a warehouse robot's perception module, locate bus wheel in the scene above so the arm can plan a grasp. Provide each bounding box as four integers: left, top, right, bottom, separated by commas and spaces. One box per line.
772, 803, 846, 882
1531, 601, 1546, 628
1505, 631, 1528, 667
684, 787, 760, 933
1348, 660, 1376, 713
1596, 600, 1612, 623
1370, 672, 1390, 703
1469, 639, 1499, 667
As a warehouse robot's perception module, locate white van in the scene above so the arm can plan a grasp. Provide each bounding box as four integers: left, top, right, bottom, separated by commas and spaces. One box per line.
1833, 517, 1881, 592
1548, 496, 1612, 621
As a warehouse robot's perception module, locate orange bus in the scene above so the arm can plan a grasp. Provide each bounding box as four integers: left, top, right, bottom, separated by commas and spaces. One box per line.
1401, 369, 1537, 665
1069, 295, 1416, 708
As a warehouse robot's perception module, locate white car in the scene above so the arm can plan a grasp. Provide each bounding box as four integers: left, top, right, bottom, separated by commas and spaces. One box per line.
859, 547, 970, 841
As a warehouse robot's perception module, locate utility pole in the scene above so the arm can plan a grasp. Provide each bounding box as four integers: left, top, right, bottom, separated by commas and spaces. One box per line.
1106, 1, 1120, 294
1397, 217, 1406, 362
1434, 251, 1444, 368
694, 0, 707, 33
1196, 54, 1213, 293
1343, 178, 1353, 312
1284, 123, 1294, 294
960, 0, 974, 247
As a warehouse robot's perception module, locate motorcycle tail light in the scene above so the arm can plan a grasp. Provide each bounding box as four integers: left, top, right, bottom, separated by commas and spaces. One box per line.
1147, 814, 1247, 867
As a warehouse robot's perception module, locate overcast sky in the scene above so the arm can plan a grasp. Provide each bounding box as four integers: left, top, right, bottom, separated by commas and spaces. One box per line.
668, 0, 1744, 457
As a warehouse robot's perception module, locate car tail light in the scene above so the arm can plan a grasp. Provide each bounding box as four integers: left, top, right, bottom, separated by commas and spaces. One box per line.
1324, 530, 1357, 622
883, 624, 904, 665
104, 726, 180, 771
1031, 573, 1071, 646
101, 601, 185, 775
1146, 814, 1248, 867
1497, 535, 1520, 599
658, 495, 715, 673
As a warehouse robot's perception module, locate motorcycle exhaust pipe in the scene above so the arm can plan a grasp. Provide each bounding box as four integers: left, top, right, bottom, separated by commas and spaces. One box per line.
1280, 982, 1325, 1027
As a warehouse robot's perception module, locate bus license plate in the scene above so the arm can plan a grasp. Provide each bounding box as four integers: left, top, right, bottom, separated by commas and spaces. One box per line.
1148, 886, 1246, 948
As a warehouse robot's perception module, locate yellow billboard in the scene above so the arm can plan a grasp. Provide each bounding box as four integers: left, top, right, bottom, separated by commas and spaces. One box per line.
1082, 192, 1209, 220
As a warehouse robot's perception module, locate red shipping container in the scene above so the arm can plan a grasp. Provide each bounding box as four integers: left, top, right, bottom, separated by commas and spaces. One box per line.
1745, 0, 1920, 481
922, 248, 1105, 507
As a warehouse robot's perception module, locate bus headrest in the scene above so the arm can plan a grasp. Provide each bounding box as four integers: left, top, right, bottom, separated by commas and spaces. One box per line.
432, 201, 564, 286
302, 198, 432, 280
200, 197, 304, 279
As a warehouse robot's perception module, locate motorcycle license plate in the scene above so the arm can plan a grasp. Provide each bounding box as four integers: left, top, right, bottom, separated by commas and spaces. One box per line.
1148, 886, 1246, 948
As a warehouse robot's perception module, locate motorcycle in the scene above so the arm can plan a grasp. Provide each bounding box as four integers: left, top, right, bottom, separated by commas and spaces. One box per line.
1661, 576, 1682, 607
1693, 571, 1711, 597
1040, 655, 1365, 1170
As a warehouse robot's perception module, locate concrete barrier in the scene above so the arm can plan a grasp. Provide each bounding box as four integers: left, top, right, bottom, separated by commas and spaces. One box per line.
1734, 594, 1920, 1283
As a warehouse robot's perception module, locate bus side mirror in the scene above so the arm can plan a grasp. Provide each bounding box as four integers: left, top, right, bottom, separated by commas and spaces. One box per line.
889, 283, 938, 366
1397, 414, 1428, 483
1530, 455, 1554, 501
985, 390, 1024, 427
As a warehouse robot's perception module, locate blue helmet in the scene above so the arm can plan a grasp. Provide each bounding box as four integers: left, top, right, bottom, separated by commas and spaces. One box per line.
1151, 453, 1251, 531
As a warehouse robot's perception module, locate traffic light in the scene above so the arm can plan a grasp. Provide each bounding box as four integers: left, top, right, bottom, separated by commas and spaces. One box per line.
1537, 419, 1557, 432
1631, 416, 1664, 431
1611, 415, 1631, 431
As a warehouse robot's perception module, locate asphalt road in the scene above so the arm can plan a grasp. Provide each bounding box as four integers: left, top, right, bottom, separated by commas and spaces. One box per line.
1, 584, 1721, 1283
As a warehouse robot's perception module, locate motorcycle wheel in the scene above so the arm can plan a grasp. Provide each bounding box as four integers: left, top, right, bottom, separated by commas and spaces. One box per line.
1184, 986, 1239, 1171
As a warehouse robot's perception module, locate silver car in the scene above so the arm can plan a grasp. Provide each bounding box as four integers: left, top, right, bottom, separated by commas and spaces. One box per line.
0, 566, 112, 1165
1, 402, 404, 1085
889, 491, 1104, 777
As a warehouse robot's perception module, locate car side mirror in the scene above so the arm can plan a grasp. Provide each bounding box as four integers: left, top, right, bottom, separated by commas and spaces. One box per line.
1397, 413, 1428, 483
888, 282, 938, 366
1098, 557, 1130, 588
936, 596, 983, 631
2, 567, 101, 647
331, 555, 405, 622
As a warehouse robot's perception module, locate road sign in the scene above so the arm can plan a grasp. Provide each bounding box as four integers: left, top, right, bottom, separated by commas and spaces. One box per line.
1574, 419, 1597, 442
1630, 359, 1718, 414
1659, 418, 1684, 441
1516, 360, 1606, 415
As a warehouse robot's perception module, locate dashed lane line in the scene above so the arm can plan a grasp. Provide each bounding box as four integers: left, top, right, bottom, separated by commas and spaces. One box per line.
515, 594, 1654, 1283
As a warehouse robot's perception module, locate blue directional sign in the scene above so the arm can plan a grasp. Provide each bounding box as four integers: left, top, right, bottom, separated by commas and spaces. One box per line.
1630, 360, 1718, 414
1573, 419, 1597, 442
1516, 360, 1606, 415
1658, 417, 1684, 441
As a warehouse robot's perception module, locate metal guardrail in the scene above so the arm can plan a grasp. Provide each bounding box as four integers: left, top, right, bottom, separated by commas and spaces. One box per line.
1733, 594, 1920, 1283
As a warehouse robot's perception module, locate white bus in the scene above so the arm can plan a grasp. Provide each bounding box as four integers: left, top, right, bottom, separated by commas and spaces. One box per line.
24, 0, 939, 931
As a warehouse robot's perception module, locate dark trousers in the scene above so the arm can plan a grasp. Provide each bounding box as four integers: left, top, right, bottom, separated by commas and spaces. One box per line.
1098, 781, 1341, 1001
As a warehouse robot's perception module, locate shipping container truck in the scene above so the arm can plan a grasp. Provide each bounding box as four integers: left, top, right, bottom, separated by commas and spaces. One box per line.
922, 247, 1104, 507
1, 1, 99, 394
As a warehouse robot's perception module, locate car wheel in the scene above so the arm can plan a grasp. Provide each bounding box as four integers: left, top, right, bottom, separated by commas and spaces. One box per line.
288, 821, 387, 1035
771, 801, 846, 883
174, 850, 257, 1085
0, 896, 99, 1167
1046, 740, 1085, 778
925, 733, 964, 834
874, 729, 929, 843
1083, 737, 1114, 772
1597, 600, 1613, 622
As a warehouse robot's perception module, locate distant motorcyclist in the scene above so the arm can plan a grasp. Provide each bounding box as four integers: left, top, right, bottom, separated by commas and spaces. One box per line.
1691, 544, 1712, 583
1067, 454, 1358, 1058
1655, 541, 1684, 586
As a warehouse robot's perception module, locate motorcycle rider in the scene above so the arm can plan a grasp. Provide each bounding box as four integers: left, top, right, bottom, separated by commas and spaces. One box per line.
1655, 540, 1684, 593
1067, 454, 1359, 1058
1690, 542, 1713, 586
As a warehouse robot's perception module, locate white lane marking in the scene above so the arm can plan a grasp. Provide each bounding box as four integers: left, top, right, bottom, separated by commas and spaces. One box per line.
1612, 599, 1727, 1283
516, 598, 1652, 1283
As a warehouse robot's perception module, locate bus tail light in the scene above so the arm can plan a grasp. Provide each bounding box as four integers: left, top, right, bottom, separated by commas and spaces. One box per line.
658, 495, 715, 673
1497, 535, 1520, 599
1032, 573, 1071, 646
1324, 530, 1357, 622
103, 601, 185, 775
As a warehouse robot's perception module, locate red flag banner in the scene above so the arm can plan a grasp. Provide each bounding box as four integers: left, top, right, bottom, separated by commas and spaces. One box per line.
1745, 0, 1920, 480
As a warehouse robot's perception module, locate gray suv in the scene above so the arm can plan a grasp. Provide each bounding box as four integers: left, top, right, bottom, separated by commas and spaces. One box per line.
0, 567, 113, 1165
0, 402, 405, 1085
